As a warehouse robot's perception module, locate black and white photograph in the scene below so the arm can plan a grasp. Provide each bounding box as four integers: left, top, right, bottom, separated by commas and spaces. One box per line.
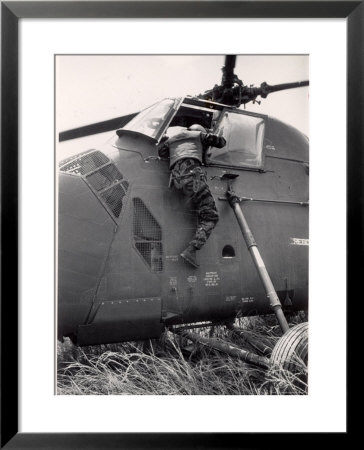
1, 0, 357, 443
56, 54, 309, 395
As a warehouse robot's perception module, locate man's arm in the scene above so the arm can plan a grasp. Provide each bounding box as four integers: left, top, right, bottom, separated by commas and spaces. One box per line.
201, 132, 226, 149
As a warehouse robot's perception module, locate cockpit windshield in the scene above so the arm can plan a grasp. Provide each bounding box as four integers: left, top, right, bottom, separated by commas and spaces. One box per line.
118, 98, 181, 142
206, 111, 265, 169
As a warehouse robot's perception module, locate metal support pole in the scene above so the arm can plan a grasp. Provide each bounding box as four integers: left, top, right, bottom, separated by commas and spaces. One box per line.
230, 200, 289, 333
218, 175, 290, 334
175, 329, 270, 369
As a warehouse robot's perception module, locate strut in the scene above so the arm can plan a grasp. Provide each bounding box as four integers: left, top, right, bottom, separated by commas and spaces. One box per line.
173, 328, 270, 369
227, 323, 273, 357
219, 173, 290, 334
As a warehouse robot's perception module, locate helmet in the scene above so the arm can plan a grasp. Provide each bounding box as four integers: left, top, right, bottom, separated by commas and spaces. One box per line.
188, 124, 206, 132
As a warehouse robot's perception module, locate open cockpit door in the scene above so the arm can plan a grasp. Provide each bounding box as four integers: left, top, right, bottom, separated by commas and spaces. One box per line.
206, 109, 267, 170
116, 98, 183, 143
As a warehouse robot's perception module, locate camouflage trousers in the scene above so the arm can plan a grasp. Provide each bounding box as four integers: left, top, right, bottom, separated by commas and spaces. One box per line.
171, 158, 219, 250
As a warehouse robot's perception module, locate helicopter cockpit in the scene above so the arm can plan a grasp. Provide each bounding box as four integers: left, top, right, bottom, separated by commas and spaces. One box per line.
116, 96, 266, 170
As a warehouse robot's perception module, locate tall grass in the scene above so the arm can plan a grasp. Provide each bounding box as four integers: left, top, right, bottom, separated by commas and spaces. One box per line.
57, 313, 307, 395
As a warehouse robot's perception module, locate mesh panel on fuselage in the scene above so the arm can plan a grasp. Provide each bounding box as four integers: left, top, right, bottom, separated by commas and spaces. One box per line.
133, 198, 163, 272
59, 150, 128, 220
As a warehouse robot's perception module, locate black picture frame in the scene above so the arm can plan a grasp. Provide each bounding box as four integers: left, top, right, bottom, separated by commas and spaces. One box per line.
1, 1, 359, 448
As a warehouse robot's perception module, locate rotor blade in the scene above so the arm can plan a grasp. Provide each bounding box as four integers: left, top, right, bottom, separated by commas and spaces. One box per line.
256, 80, 309, 99
58, 112, 138, 142
264, 80, 309, 94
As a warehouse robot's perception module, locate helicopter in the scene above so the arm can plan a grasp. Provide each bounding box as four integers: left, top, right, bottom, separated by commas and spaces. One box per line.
57, 55, 309, 370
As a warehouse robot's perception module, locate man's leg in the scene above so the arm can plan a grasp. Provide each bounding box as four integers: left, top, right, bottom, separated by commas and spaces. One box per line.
171, 161, 200, 267
190, 183, 219, 250
181, 182, 219, 267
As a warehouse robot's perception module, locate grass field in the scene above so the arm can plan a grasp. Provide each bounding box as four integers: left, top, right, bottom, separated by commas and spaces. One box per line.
57, 313, 307, 395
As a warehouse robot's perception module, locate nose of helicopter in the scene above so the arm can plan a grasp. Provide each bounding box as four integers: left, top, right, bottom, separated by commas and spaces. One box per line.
57, 166, 118, 340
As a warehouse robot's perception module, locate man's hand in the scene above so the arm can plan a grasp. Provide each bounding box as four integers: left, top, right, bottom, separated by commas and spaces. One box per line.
202, 133, 227, 149
158, 136, 170, 158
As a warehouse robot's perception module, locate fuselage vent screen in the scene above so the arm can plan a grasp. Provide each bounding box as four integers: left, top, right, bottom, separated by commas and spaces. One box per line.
59, 150, 128, 219
86, 164, 123, 191
133, 198, 163, 272
100, 184, 126, 218
59, 150, 109, 175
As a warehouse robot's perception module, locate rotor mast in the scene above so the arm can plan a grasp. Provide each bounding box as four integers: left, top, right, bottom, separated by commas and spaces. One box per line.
198, 55, 309, 107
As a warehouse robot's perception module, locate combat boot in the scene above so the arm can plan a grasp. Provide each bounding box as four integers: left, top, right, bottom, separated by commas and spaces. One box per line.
180, 245, 199, 268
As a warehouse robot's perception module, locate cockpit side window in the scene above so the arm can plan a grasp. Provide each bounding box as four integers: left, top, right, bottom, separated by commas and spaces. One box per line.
117, 98, 182, 142
206, 110, 266, 169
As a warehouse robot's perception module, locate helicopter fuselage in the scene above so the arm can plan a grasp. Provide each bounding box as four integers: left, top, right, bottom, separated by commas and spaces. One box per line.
58, 97, 308, 345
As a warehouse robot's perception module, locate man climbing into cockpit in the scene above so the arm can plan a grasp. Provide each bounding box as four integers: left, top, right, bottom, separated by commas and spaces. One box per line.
158, 124, 226, 268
